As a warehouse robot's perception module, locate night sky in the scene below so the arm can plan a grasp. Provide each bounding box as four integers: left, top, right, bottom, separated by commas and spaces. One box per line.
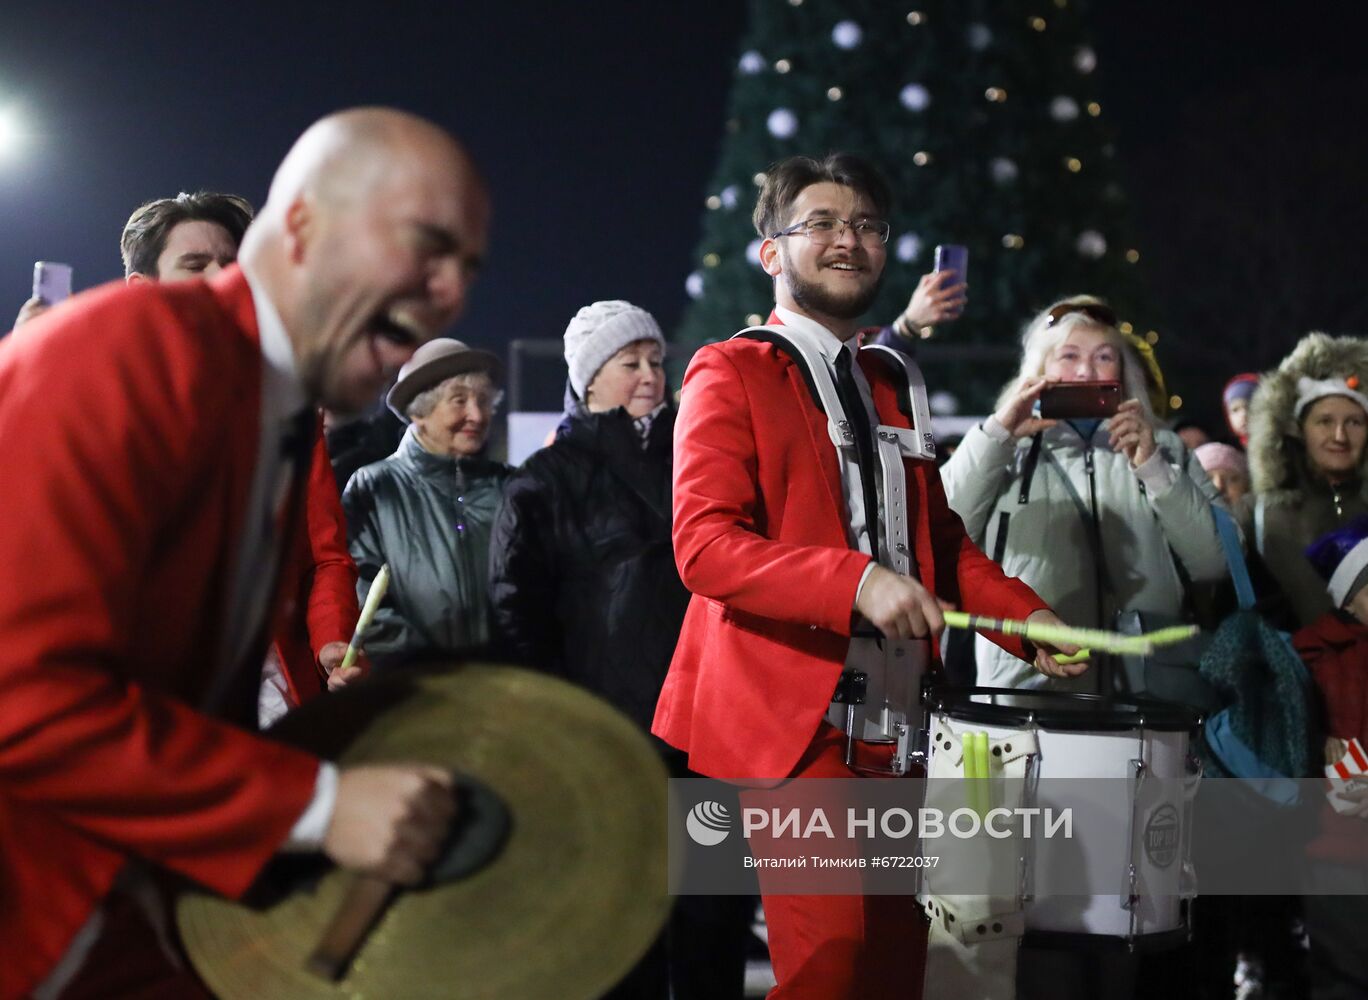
2, 0, 1366, 420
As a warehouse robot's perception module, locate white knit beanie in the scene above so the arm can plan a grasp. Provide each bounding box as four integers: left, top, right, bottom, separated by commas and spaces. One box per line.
563, 300, 665, 400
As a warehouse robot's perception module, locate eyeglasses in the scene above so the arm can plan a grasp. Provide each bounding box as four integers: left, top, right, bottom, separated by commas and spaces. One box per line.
1045, 302, 1118, 328
770, 216, 892, 246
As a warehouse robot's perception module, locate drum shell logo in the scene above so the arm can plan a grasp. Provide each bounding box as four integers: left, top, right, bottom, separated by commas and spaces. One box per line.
1143, 803, 1180, 868
686, 801, 732, 846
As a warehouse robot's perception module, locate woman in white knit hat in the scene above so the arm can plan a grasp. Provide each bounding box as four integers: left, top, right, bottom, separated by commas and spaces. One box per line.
489, 300, 750, 999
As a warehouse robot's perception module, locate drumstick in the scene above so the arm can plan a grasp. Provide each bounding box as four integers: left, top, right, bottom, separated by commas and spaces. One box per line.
941, 611, 1155, 656
306, 874, 395, 981
339, 564, 391, 671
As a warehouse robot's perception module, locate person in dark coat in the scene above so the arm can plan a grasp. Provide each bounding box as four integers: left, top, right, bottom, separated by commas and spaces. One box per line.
489, 299, 749, 1000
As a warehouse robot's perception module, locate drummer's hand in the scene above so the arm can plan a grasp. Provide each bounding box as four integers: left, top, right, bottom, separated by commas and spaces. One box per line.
319, 641, 368, 691
324, 765, 456, 884
855, 565, 952, 640
1025, 609, 1089, 679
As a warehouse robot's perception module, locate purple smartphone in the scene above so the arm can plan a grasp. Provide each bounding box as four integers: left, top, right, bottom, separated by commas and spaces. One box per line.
933, 244, 968, 285
33, 262, 73, 305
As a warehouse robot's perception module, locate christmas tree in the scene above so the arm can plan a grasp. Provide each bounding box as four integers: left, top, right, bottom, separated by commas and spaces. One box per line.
678, 0, 1151, 413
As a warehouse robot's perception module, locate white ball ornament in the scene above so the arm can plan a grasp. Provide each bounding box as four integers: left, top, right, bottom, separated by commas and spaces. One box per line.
720, 185, 740, 209
738, 50, 766, 75
896, 233, 922, 262
1076, 230, 1107, 259
1050, 96, 1080, 121
766, 108, 799, 139
832, 20, 863, 49
1074, 46, 1097, 74
990, 157, 1018, 184
685, 271, 705, 299
967, 23, 993, 51
899, 83, 931, 112
746, 239, 765, 267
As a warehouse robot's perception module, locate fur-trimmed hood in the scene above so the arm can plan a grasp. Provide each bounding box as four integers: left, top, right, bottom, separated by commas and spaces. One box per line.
1248, 332, 1368, 501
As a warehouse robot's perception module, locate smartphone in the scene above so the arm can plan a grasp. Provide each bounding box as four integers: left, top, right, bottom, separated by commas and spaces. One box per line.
33, 262, 73, 305
933, 244, 968, 285
1039, 381, 1122, 419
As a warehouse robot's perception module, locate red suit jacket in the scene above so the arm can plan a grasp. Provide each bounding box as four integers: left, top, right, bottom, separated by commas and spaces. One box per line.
273, 423, 361, 704
652, 317, 1047, 781
0, 268, 322, 998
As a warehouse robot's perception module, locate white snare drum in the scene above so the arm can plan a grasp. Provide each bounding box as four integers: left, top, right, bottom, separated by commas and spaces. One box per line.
922, 688, 1202, 947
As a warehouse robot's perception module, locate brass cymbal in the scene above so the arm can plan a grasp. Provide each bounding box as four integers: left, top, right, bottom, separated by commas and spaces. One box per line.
178, 663, 671, 1000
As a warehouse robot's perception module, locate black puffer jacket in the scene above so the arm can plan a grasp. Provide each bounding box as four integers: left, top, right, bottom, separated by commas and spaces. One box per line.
488, 395, 687, 731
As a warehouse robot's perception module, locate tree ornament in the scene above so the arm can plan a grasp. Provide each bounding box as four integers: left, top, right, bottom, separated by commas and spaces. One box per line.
966, 23, 992, 51
1076, 230, 1107, 258
990, 157, 1019, 184
832, 20, 863, 49
746, 239, 764, 266
1074, 46, 1097, 73
685, 271, 705, 299
1050, 96, 1079, 121
738, 50, 766, 75
720, 185, 740, 209
929, 390, 959, 416
767, 108, 799, 139
896, 233, 922, 262
899, 83, 931, 112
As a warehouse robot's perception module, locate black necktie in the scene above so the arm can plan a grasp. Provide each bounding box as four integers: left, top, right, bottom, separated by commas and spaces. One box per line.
833, 347, 881, 563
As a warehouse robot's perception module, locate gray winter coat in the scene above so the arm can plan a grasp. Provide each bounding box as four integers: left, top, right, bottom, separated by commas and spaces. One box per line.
942, 419, 1228, 690
342, 426, 510, 666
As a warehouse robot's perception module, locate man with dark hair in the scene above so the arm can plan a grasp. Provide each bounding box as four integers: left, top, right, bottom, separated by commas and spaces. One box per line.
653, 152, 1074, 999
0, 108, 489, 998
121, 190, 254, 280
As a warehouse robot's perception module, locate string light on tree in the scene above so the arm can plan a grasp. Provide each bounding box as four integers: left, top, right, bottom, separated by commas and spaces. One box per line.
1087, 101, 1102, 117
912, 151, 931, 166
1074, 46, 1097, 73
899, 83, 931, 112
832, 20, 863, 49
1169, 395, 1183, 411
1002, 234, 1025, 249
985, 87, 1007, 103
774, 59, 792, 73
746, 239, 764, 267
1076, 230, 1107, 258
1064, 156, 1083, 172
1050, 96, 1080, 121
906, 11, 925, 26
767, 108, 799, 138
752, 172, 767, 186
827, 87, 843, 101
747, 313, 764, 326
1118, 321, 1134, 334
738, 50, 766, 75
929, 390, 960, 416
1029, 16, 1047, 31
706, 195, 722, 210
720, 185, 739, 209
1125, 248, 1141, 263
685, 272, 705, 299
703, 253, 720, 268
1145, 330, 1160, 345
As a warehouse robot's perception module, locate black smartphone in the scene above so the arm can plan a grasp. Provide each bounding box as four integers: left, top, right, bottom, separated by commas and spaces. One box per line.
1038, 381, 1122, 419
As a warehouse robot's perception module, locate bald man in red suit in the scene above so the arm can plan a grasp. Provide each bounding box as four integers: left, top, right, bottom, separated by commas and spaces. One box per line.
0, 108, 490, 999
653, 153, 1079, 1000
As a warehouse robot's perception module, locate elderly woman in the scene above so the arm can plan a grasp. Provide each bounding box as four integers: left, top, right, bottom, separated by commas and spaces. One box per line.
489, 300, 747, 1000
1248, 332, 1368, 627
342, 338, 509, 667
941, 295, 1228, 691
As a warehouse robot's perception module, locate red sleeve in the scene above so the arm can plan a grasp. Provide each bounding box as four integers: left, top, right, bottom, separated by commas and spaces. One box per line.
924, 463, 1047, 661
672, 345, 871, 633
0, 289, 319, 897
302, 420, 360, 661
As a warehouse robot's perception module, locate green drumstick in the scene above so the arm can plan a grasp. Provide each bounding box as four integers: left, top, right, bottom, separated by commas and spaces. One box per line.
941, 610, 1155, 656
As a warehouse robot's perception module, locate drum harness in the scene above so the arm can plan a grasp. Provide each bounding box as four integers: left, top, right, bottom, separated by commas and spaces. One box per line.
732, 327, 936, 777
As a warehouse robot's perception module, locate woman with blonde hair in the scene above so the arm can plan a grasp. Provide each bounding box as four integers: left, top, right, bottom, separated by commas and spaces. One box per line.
941, 295, 1227, 691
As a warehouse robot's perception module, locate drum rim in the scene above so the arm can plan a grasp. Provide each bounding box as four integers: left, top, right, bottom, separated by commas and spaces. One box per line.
927, 686, 1201, 732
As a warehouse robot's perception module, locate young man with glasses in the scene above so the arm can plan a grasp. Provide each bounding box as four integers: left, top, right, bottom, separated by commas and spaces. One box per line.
653, 153, 1072, 1000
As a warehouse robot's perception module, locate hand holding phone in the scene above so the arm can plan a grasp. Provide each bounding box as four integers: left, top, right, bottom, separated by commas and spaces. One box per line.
33, 262, 73, 305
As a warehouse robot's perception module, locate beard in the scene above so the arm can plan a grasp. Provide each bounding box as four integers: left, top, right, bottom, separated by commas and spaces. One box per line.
781, 246, 884, 321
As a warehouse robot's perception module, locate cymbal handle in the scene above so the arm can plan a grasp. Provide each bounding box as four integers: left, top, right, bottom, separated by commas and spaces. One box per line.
306, 874, 396, 981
